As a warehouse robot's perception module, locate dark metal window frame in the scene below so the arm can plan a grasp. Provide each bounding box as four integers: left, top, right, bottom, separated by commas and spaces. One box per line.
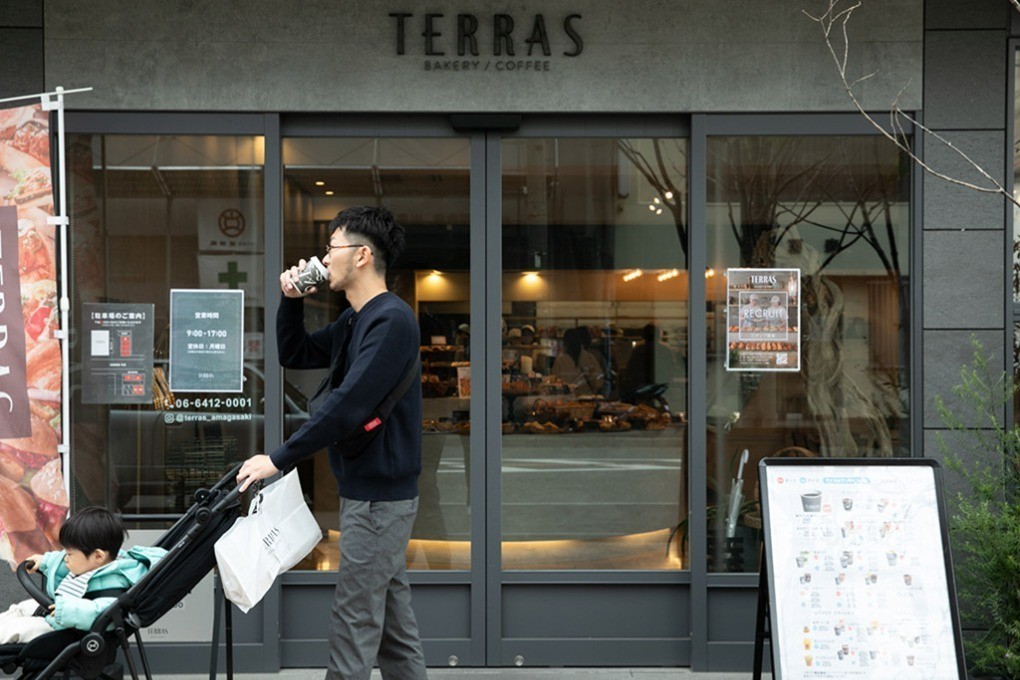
62, 110, 919, 672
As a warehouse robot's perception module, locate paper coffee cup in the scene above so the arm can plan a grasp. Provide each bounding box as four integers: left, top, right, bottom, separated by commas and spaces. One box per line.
293, 256, 328, 294
800, 491, 822, 512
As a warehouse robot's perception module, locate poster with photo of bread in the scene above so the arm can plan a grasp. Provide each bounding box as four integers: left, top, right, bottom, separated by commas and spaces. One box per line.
0, 103, 63, 569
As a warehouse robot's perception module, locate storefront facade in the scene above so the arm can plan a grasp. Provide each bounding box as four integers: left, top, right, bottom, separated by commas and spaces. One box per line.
0, 0, 1012, 672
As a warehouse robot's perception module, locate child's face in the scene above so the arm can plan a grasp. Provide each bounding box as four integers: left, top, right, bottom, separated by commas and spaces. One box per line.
64, 548, 111, 575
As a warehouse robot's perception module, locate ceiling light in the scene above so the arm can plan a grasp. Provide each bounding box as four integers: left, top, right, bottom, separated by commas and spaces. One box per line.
665, 191, 674, 200
655, 208, 663, 215
657, 269, 680, 282
315, 181, 325, 187
653, 197, 660, 205
705, 267, 716, 278
325, 190, 334, 196
648, 204, 656, 212
622, 269, 643, 282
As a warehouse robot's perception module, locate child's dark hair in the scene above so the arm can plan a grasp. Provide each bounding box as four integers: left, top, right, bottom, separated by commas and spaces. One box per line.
328, 205, 406, 274
58, 507, 126, 556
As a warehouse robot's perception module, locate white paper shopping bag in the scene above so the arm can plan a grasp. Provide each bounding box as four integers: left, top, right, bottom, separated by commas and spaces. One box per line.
214, 470, 321, 612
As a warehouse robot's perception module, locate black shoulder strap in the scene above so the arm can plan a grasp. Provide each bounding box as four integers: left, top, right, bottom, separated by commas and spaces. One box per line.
329, 316, 356, 388
376, 356, 420, 420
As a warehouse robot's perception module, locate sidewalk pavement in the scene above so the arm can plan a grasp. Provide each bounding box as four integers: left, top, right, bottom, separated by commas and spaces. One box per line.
168, 670, 763, 680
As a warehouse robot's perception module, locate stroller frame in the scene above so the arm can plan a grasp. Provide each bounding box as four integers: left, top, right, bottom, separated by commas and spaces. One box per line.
1, 463, 244, 680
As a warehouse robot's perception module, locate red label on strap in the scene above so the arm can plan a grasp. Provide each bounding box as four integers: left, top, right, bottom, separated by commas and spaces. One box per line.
363, 417, 382, 432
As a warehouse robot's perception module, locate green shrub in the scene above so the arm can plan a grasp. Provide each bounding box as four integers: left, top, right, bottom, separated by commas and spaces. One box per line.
936, 338, 1020, 679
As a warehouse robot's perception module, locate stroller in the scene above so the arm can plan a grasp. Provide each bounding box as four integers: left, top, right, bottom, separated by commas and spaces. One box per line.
0, 463, 244, 680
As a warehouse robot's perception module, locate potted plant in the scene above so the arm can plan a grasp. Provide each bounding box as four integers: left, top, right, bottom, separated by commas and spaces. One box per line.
935, 337, 1020, 679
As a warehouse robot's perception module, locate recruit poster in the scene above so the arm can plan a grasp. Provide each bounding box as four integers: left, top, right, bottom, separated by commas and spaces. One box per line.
169, 289, 244, 393
0, 103, 64, 569
760, 461, 963, 680
726, 268, 800, 372
83, 303, 154, 404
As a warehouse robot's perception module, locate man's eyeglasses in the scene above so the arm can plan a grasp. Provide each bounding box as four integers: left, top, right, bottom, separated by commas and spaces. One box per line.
325, 243, 366, 256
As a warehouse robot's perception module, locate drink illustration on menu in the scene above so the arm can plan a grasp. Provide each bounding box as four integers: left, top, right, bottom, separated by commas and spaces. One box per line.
762, 465, 960, 680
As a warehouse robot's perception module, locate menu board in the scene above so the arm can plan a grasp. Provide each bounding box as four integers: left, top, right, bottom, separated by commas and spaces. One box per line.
169, 289, 244, 392
726, 268, 800, 372
759, 459, 965, 680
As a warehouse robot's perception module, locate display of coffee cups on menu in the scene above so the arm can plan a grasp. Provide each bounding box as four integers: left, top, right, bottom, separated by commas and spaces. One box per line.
886, 551, 898, 566
837, 650, 845, 660
799, 573, 811, 584
800, 490, 822, 512
907, 655, 915, 666
796, 554, 807, 567
843, 497, 853, 510
903, 573, 912, 586
292, 256, 328, 294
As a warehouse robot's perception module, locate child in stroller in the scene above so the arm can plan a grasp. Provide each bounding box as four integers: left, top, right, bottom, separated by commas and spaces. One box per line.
0, 507, 166, 645
0, 463, 242, 680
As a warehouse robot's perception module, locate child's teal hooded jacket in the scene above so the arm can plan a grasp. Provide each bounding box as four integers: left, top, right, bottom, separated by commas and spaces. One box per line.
36, 545, 167, 632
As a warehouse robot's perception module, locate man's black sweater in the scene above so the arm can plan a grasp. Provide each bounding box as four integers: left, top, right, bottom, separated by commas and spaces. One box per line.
268, 292, 422, 501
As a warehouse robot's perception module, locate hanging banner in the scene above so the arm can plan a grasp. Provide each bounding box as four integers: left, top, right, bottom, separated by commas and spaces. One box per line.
726, 268, 801, 372
0, 102, 64, 567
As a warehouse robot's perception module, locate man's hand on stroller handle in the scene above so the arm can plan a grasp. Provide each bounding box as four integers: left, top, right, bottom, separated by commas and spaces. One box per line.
237, 455, 279, 492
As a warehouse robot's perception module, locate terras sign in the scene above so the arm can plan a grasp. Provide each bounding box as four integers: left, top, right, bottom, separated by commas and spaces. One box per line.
390, 12, 583, 71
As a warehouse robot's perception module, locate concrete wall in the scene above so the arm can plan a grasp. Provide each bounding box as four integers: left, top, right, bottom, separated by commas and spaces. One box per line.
41, 0, 921, 112
0, 0, 43, 99
921, 0, 1011, 469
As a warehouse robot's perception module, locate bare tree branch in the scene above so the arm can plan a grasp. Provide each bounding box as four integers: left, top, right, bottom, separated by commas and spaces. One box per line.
804, 0, 1020, 209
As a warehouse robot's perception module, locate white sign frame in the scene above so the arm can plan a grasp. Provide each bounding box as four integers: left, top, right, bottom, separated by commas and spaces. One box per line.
725, 267, 801, 372
759, 458, 966, 680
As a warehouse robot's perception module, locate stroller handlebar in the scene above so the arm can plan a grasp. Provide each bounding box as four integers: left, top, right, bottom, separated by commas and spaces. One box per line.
17, 559, 53, 609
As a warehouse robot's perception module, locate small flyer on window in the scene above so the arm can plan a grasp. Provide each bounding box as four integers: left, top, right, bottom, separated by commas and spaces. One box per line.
725, 268, 801, 372
83, 303, 155, 404
169, 289, 244, 392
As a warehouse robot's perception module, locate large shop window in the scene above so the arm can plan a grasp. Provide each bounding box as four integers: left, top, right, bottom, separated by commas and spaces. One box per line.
500, 137, 689, 570
706, 136, 911, 572
68, 134, 265, 515
282, 137, 472, 571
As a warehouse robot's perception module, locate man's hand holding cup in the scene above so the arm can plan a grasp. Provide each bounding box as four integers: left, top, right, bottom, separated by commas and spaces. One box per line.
281, 256, 328, 298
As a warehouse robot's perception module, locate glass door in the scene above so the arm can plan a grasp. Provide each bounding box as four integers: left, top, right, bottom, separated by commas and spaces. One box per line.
281, 136, 475, 572
488, 127, 692, 666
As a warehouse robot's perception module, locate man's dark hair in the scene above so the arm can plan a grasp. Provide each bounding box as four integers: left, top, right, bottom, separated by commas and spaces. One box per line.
59, 506, 126, 556
328, 206, 406, 274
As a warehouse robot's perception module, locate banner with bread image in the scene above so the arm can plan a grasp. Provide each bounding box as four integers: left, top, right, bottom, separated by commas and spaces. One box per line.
0, 103, 64, 569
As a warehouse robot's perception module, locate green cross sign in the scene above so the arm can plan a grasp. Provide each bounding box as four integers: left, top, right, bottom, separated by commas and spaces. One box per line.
218, 261, 248, 288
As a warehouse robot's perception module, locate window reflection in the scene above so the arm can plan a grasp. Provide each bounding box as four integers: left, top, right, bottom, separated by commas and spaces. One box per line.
501, 137, 689, 570
68, 134, 265, 514
282, 137, 472, 571
706, 136, 911, 572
